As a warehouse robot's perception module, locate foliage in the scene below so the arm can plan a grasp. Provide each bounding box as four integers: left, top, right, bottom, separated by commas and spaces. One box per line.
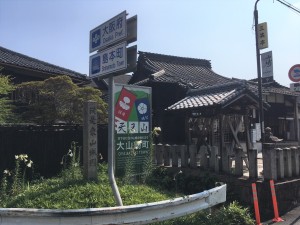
1, 163, 171, 209
59, 141, 82, 181
154, 202, 255, 225
145, 167, 216, 195
122, 129, 158, 185
0, 154, 34, 206
208, 201, 255, 225
0, 75, 17, 123
15, 75, 108, 124
0, 149, 255, 225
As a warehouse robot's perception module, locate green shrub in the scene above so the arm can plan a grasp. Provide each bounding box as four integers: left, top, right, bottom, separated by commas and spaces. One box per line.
209, 201, 255, 225
153, 202, 255, 225
145, 167, 216, 195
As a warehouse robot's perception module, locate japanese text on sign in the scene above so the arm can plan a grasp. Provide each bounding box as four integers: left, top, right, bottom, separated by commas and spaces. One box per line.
88, 104, 97, 167
89, 42, 127, 78
257, 22, 268, 50
261, 51, 273, 78
83, 101, 98, 180
90, 11, 127, 53
114, 84, 152, 176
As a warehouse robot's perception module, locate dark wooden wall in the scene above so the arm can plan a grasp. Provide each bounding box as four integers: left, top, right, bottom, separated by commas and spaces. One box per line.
0, 125, 108, 178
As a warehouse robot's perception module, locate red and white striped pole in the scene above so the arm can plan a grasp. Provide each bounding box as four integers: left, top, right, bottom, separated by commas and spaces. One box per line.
252, 183, 262, 225
270, 180, 284, 222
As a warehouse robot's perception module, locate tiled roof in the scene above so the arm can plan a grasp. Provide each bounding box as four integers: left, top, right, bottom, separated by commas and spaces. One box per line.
167, 80, 260, 111
249, 79, 300, 96
130, 51, 233, 89
0, 46, 86, 80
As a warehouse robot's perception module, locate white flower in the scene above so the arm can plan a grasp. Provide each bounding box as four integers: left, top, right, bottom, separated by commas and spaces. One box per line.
3, 169, 11, 175
68, 149, 73, 157
26, 160, 33, 168
153, 127, 161, 136
154, 127, 161, 132
15, 155, 19, 159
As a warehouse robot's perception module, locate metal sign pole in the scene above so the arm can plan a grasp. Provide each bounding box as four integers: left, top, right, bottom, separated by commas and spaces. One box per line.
108, 76, 123, 206
254, 0, 265, 142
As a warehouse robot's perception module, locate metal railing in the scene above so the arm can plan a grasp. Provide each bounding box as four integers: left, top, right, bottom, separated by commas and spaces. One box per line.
0, 184, 226, 225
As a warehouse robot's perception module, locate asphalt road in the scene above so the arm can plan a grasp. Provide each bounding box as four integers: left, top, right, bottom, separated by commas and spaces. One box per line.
263, 205, 300, 225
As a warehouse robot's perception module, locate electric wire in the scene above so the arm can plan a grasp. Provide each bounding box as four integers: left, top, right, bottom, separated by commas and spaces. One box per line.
276, 0, 300, 15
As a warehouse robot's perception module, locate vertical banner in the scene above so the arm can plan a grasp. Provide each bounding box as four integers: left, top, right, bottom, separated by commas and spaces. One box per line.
114, 84, 152, 176
257, 22, 268, 50
261, 51, 274, 83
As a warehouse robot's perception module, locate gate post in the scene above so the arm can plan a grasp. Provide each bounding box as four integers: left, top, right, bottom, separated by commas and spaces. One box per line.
262, 143, 277, 180
179, 145, 188, 168
222, 146, 230, 173
276, 148, 284, 179
210, 146, 217, 170
283, 147, 292, 178
248, 148, 258, 179
234, 146, 243, 176
199, 145, 208, 168
291, 146, 299, 176
164, 144, 171, 166
171, 144, 179, 167
189, 145, 197, 168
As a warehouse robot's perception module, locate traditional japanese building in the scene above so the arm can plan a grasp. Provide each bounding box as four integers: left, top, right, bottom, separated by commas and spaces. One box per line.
129, 51, 300, 172
129, 52, 261, 146
252, 79, 300, 144
0, 46, 87, 84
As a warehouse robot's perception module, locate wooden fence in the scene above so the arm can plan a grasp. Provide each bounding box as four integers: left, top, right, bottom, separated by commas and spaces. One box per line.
0, 124, 108, 178
3, 125, 299, 181
153, 143, 300, 181
153, 144, 258, 178
262, 143, 300, 180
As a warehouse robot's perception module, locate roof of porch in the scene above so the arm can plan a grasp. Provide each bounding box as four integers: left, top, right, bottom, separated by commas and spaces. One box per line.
166, 80, 267, 115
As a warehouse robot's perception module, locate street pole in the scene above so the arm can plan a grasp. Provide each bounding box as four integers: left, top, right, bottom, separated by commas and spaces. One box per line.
108, 76, 123, 206
254, 0, 265, 143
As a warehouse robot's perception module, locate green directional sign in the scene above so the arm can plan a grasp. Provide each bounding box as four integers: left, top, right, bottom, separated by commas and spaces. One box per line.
114, 84, 152, 176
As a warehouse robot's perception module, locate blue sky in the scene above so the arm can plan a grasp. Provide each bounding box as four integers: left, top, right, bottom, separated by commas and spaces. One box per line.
1, 0, 300, 87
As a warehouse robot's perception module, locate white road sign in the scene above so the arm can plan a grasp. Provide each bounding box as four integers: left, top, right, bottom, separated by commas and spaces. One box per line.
89, 42, 127, 78
261, 51, 273, 78
89, 11, 127, 53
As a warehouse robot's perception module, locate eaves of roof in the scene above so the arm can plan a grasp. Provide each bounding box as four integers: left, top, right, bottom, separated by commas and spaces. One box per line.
130, 51, 233, 89
166, 80, 268, 112
0, 46, 86, 81
248, 79, 300, 97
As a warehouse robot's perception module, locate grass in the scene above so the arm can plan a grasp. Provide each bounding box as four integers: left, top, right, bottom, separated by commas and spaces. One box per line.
0, 145, 255, 225
2, 163, 174, 209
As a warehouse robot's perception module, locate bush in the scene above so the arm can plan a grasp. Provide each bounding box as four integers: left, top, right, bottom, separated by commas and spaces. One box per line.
208, 201, 255, 225
154, 201, 255, 225
145, 167, 216, 195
